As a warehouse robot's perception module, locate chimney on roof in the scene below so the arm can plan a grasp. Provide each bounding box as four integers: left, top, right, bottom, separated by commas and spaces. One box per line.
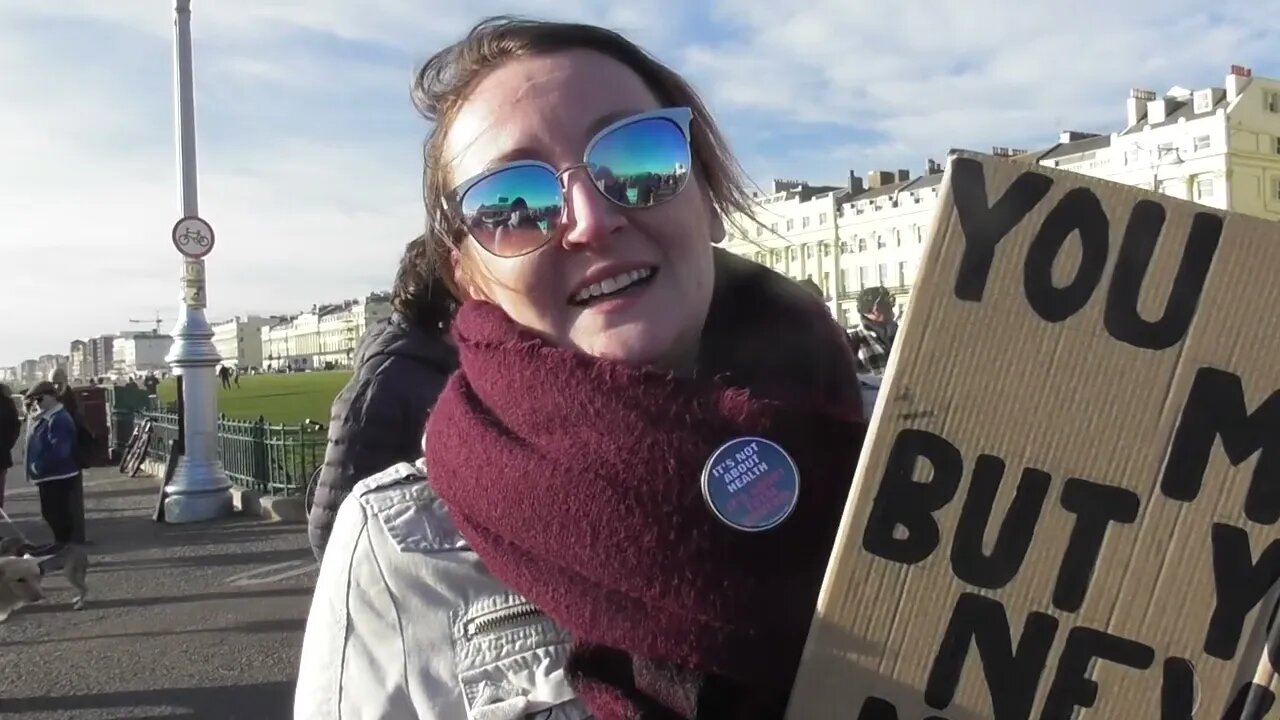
926, 158, 943, 175
1059, 130, 1100, 143
866, 170, 895, 189
847, 170, 864, 194
1146, 96, 1175, 124
896, 169, 911, 182
1227, 65, 1253, 102
1127, 88, 1156, 127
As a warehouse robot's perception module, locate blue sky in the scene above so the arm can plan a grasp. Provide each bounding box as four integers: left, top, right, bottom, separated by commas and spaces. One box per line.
2, 0, 1278, 366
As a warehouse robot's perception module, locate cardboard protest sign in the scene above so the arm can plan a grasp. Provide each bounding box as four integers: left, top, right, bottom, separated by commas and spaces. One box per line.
787, 152, 1280, 719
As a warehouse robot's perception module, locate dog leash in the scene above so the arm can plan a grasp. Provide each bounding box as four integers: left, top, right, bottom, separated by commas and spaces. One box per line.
0, 505, 32, 545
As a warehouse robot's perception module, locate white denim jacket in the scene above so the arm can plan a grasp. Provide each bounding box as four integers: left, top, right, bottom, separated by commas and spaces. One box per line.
295, 460, 592, 720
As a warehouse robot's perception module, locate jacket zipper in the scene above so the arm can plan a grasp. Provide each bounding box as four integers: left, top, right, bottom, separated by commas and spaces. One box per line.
463, 601, 545, 639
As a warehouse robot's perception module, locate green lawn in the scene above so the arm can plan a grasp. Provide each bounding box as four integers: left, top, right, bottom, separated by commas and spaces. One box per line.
157, 370, 352, 426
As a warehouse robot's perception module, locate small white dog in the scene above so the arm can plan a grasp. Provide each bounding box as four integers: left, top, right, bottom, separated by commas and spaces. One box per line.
0, 544, 89, 622
0, 557, 47, 622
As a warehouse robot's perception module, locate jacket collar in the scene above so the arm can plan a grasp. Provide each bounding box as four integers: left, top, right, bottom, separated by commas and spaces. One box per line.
33, 402, 64, 423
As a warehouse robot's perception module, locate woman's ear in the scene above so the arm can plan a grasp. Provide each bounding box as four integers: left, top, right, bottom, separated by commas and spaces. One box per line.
709, 209, 726, 245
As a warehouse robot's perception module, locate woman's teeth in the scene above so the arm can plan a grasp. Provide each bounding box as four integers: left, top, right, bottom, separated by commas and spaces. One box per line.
572, 268, 654, 304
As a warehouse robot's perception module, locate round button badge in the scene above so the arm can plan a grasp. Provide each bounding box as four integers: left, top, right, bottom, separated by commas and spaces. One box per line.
701, 437, 800, 532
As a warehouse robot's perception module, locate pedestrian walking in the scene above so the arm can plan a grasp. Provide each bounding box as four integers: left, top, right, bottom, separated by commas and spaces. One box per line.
23, 381, 81, 546
847, 285, 899, 376
49, 368, 90, 543
0, 384, 19, 509
218, 365, 232, 390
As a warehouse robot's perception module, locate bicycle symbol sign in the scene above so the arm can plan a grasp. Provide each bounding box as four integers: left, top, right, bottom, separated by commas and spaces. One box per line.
171, 216, 215, 258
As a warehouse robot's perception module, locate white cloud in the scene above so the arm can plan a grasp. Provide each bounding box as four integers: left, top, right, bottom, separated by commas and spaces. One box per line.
684, 0, 1280, 176
3, 0, 1278, 366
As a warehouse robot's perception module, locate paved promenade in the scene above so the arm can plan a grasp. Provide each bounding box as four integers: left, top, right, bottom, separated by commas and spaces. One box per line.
0, 467, 316, 719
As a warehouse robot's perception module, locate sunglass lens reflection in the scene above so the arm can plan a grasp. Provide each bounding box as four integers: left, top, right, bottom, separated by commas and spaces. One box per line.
458, 115, 692, 257
458, 164, 563, 257
587, 117, 690, 208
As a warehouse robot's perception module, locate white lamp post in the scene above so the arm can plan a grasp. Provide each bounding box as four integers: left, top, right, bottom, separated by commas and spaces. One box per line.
163, 0, 232, 523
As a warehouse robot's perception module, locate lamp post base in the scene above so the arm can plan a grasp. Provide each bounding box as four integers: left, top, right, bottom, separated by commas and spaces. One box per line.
164, 454, 234, 523
165, 296, 232, 525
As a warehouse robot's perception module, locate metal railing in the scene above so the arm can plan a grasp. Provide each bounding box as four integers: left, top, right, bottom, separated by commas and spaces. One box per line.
138, 410, 326, 497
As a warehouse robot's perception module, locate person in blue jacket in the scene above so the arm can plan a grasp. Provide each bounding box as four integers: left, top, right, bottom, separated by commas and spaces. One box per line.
24, 381, 80, 545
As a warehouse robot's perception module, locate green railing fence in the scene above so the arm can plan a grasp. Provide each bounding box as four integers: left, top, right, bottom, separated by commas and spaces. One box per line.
138, 410, 326, 497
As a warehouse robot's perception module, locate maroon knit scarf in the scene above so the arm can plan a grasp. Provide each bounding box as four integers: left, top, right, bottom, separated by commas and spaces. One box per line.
425, 251, 866, 719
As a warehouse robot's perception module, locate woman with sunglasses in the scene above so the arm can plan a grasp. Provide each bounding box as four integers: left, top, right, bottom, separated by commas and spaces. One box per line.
297, 16, 866, 720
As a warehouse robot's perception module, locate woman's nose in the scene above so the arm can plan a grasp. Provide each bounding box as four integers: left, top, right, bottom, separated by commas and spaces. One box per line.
559, 171, 626, 249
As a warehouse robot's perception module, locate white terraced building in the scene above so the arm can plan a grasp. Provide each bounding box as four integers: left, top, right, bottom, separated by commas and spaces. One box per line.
260, 293, 392, 372
722, 65, 1280, 328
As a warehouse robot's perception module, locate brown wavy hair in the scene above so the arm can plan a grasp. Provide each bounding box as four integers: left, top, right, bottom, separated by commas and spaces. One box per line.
391, 234, 458, 333
410, 15, 757, 297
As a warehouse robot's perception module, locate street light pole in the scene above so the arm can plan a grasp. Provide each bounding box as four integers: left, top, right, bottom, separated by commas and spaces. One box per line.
163, 0, 232, 523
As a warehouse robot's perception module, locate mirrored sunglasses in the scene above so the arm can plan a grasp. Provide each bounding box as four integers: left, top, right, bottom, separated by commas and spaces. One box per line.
449, 107, 694, 258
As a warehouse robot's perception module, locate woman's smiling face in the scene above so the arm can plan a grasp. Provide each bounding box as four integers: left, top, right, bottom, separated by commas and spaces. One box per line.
444, 49, 721, 371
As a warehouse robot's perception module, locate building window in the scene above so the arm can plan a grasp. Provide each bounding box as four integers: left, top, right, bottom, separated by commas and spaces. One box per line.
1157, 142, 1176, 158
789, 247, 798, 261
819, 212, 829, 225
1196, 178, 1214, 199
915, 225, 924, 243
786, 219, 795, 231
771, 222, 778, 232
1193, 135, 1211, 152
802, 216, 810, 229
1274, 137, 1280, 155
1273, 178, 1280, 201
877, 263, 891, 286
839, 240, 850, 253
875, 234, 886, 249
895, 229, 902, 247
857, 237, 867, 252
805, 244, 814, 258
755, 225, 764, 237
898, 261, 910, 287
822, 243, 832, 257
859, 266, 872, 289
772, 250, 782, 263
822, 273, 830, 294
841, 269, 852, 292
1266, 91, 1280, 113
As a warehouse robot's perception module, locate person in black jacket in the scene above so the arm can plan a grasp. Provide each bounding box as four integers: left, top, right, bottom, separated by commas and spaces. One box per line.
307, 235, 459, 560
0, 383, 20, 509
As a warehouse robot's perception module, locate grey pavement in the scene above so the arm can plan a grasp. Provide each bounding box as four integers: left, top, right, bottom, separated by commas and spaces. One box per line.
0, 467, 317, 719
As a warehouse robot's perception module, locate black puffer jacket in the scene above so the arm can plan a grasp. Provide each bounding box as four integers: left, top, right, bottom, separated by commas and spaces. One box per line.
0, 396, 19, 470
307, 312, 457, 560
